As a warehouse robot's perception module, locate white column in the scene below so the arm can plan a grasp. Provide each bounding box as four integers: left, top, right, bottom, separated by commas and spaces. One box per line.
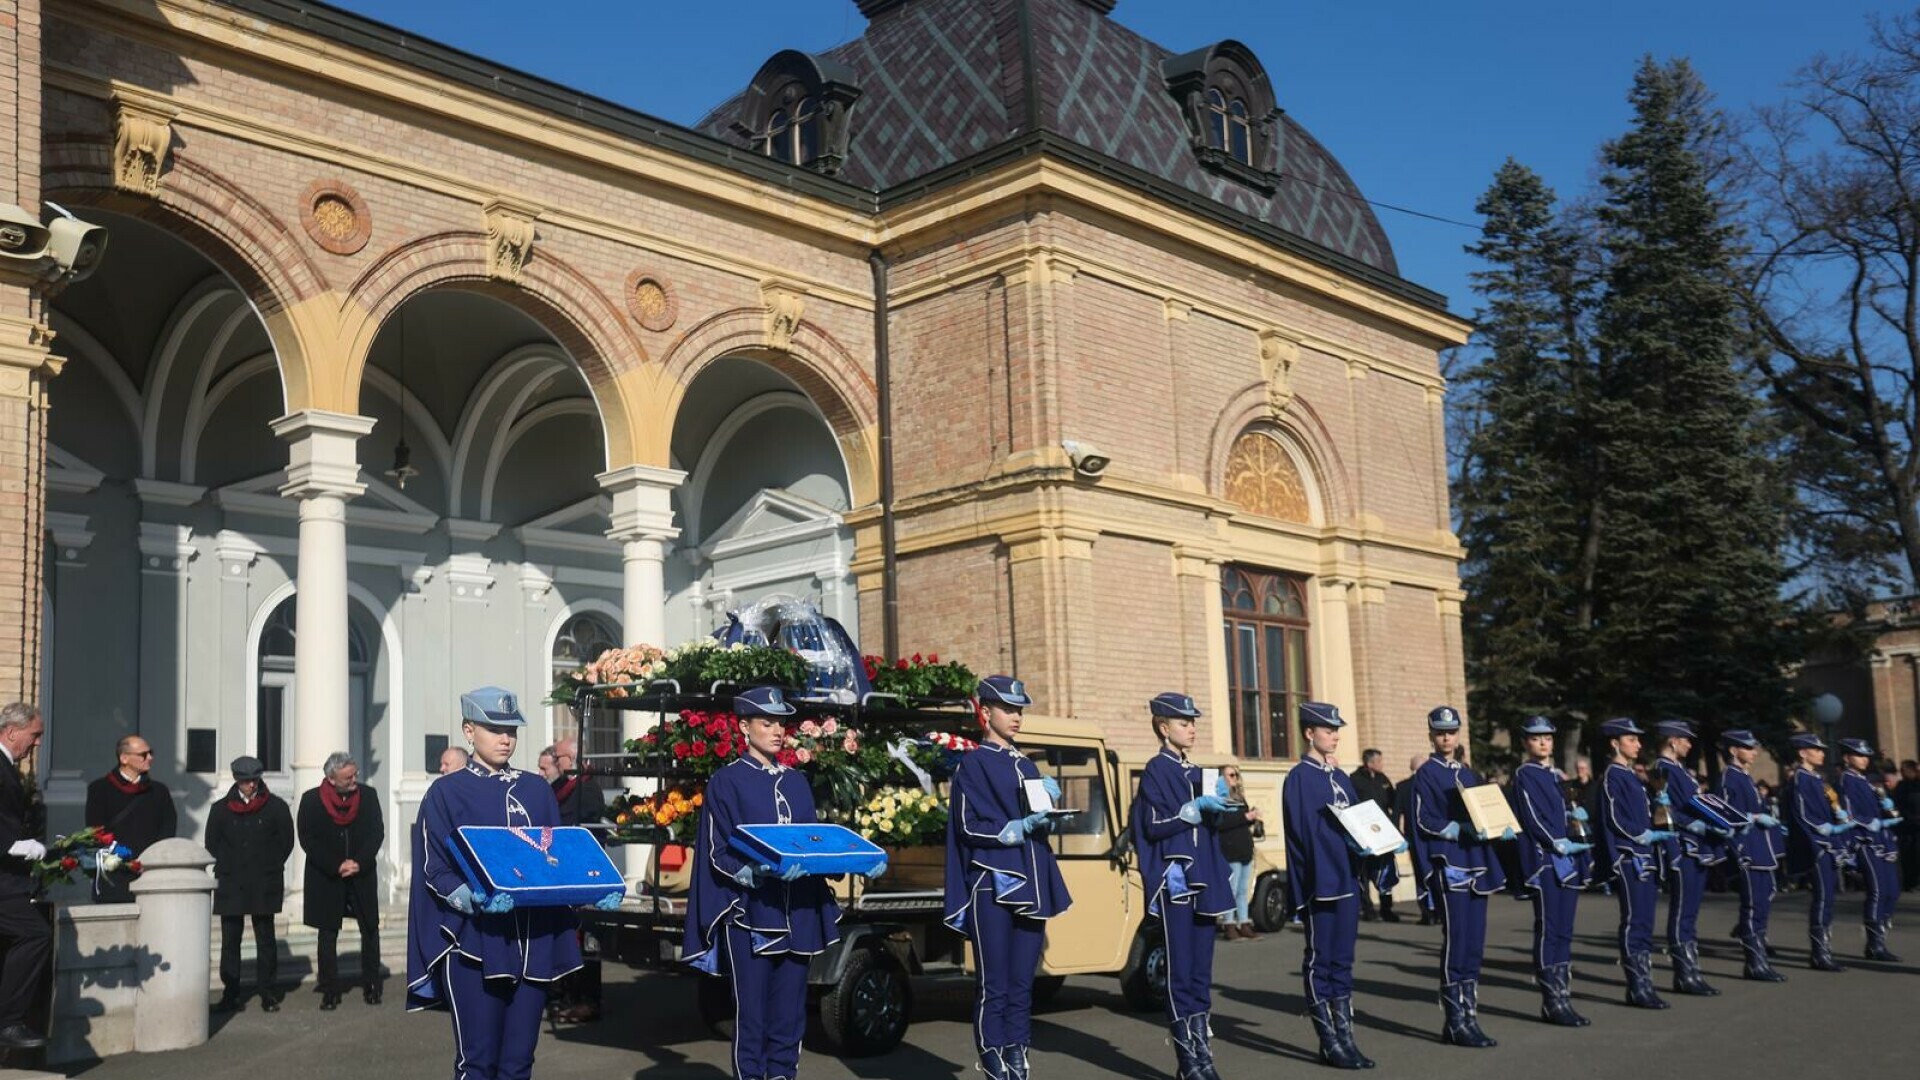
271, 410, 375, 804
597, 464, 685, 650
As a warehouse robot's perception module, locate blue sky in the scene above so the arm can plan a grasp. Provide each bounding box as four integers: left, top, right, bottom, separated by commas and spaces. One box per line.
330, 0, 1902, 316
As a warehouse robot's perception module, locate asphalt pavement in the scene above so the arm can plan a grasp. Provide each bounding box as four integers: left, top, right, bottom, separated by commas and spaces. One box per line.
47, 887, 1918, 1078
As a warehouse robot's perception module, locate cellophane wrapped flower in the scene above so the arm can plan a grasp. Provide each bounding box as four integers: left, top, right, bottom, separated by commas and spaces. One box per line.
32, 828, 136, 889
546, 642, 668, 705
856, 786, 949, 846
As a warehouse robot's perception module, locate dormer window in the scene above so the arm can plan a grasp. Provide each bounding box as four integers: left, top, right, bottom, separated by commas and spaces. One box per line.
1164, 41, 1279, 191
733, 51, 862, 175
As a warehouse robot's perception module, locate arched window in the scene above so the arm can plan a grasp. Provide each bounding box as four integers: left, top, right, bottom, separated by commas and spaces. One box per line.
1227, 99, 1252, 165
1206, 89, 1229, 151
256, 596, 369, 773
1224, 430, 1312, 523
1163, 41, 1277, 189
735, 51, 862, 175
1222, 566, 1310, 759
758, 90, 824, 166
552, 611, 622, 757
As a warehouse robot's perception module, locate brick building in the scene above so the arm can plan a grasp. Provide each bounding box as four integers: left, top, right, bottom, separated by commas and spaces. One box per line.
1796, 597, 1920, 768
0, 0, 1469, 896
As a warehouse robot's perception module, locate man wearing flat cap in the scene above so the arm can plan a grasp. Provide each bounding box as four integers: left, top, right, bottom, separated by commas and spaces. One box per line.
206, 756, 295, 1013
1713, 728, 1788, 981
1782, 731, 1848, 971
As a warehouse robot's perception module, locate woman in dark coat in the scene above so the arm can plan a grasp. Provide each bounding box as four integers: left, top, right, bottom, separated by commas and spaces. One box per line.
207, 755, 294, 1013
298, 751, 384, 1009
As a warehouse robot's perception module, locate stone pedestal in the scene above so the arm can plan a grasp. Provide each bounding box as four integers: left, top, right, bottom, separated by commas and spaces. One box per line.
49, 902, 141, 1064
129, 838, 216, 1053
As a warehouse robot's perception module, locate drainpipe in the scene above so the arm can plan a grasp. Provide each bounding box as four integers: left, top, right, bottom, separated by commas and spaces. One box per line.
870, 248, 900, 659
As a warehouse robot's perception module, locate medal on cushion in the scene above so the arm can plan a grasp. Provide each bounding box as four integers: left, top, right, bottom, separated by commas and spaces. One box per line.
512, 825, 560, 866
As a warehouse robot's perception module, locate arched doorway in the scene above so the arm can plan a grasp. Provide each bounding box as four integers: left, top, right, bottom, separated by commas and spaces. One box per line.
254, 595, 374, 775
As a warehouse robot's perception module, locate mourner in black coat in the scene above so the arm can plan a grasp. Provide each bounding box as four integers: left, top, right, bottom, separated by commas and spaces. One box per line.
0, 705, 51, 1051
298, 753, 384, 1009
548, 737, 605, 1023
83, 735, 177, 903
207, 756, 295, 1013
1350, 750, 1401, 922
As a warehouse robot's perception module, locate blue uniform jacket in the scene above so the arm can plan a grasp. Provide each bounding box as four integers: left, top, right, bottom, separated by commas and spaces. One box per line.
1839, 770, 1897, 862
1784, 767, 1845, 875
1508, 761, 1580, 889
405, 763, 584, 1010
943, 741, 1071, 931
683, 756, 843, 973
1595, 761, 1656, 882
1410, 755, 1506, 894
1130, 749, 1234, 918
1713, 764, 1781, 871
1282, 755, 1360, 910
1653, 758, 1726, 869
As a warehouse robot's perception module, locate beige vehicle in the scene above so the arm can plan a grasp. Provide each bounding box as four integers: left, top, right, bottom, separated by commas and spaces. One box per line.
585, 714, 1221, 1055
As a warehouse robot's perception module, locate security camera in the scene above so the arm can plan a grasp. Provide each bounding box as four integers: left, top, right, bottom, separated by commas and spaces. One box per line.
42, 202, 108, 283
1061, 439, 1111, 478
0, 204, 51, 262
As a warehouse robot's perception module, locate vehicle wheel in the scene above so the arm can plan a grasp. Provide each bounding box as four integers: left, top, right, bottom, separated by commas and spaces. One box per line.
1252, 872, 1288, 933
696, 975, 733, 1040
817, 947, 911, 1057
1032, 974, 1066, 1008
1119, 924, 1167, 1012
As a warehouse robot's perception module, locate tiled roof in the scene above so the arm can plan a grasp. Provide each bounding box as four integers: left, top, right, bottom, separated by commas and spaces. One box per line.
698, 0, 1398, 276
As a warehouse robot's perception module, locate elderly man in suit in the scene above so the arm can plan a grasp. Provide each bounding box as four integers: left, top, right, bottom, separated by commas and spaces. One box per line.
0, 703, 50, 1051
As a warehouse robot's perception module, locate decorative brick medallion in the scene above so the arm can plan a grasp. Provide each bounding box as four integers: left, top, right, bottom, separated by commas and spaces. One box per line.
626, 271, 678, 332
300, 180, 372, 256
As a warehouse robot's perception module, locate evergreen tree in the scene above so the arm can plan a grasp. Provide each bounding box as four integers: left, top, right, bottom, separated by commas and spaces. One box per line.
1457, 161, 1593, 763
1587, 57, 1801, 747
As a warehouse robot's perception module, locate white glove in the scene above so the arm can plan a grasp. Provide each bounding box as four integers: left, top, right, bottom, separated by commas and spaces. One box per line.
8, 839, 47, 861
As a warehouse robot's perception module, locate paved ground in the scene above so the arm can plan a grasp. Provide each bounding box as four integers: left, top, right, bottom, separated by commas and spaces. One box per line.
41, 889, 1920, 1078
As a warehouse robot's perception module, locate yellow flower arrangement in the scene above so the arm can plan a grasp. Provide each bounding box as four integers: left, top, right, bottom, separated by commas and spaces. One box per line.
855, 785, 947, 847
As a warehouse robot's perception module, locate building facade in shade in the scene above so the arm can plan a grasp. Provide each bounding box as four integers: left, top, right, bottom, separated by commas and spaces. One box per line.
0, 0, 1470, 900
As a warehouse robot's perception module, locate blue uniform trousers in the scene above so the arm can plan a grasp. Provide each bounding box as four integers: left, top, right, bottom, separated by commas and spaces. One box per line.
1806, 851, 1839, 931
1664, 857, 1707, 948
439, 954, 548, 1080
1732, 865, 1775, 943
1301, 897, 1358, 1005
1530, 871, 1578, 972
1159, 898, 1216, 1022
1861, 853, 1899, 925
1613, 864, 1658, 960
968, 875, 1045, 1052
1428, 869, 1487, 985
723, 922, 810, 1080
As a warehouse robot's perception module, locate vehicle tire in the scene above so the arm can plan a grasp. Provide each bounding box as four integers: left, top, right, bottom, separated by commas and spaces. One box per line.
697, 975, 734, 1040
1252, 872, 1288, 933
1118, 923, 1167, 1012
1032, 974, 1067, 1008
817, 947, 911, 1057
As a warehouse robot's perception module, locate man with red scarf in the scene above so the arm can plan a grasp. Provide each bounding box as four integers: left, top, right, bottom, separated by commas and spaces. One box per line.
548, 737, 605, 1024
207, 756, 294, 1013
298, 751, 385, 1009
83, 735, 176, 903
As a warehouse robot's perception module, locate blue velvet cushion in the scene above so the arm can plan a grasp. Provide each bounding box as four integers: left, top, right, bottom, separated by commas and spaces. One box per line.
448, 825, 625, 907
729, 823, 888, 877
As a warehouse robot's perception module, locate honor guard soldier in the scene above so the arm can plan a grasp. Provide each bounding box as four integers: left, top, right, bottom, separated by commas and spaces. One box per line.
406, 688, 593, 1080
1507, 716, 1592, 1027
1836, 737, 1902, 961
685, 687, 859, 1080
1409, 705, 1507, 1048
1131, 692, 1234, 1080
1782, 731, 1848, 972
945, 676, 1071, 1080
1594, 717, 1677, 1009
1281, 702, 1381, 1070
1651, 719, 1725, 996
1713, 729, 1787, 981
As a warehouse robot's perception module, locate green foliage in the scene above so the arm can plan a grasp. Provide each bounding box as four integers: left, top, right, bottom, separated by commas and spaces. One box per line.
865, 652, 977, 703
663, 639, 812, 692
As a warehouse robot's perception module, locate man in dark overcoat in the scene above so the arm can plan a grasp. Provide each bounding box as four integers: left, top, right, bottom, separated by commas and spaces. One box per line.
83, 734, 176, 902
298, 751, 384, 1009
1350, 748, 1400, 922
0, 703, 50, 1051
207, 756, 294, 1013
549, 737, 605, 1023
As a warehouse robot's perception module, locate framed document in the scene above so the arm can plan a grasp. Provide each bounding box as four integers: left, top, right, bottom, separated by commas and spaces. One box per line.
1333, 801, 1405, 856
1021, 777, 1080, 818
1457, 783, 1522, 838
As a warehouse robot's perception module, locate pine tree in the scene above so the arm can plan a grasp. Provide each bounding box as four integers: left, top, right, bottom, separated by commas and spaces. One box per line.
1457, 161, 1593, 763
1587, 57, 1800, 746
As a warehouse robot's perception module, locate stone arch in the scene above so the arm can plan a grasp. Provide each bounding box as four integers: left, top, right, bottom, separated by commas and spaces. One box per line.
342, 231, 645, 473
1208, 383, 1353, 526
658, 306, 878, 507
43, 139, 328, 410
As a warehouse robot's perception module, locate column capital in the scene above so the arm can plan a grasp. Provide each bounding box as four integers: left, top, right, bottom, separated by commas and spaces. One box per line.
47, 511, 96, 568
213, 529, 265, 580
138, 523, 196, 576
597, 464, 685, 543
271, 410, 375, 500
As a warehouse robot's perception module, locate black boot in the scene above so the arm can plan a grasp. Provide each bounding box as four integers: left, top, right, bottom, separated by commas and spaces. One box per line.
1740, 935, 1787, 982
1191, 1013, 1225, 1080
978, 1046, 1012, 1080
212, 988, 243, 1014
1330, 997, 1375, 1069
1866, 921, 1900, 962
1669, 941, 1720, 996
1311, 1000, 1366, 1069
260, 986, 282, 1013
1810, 927, 1846, 972
1378, 895, 1401, 923
1170, 1016, 1214, 1080
1623, 952, 1670, 1009
1537, 963, 1589, 1027
1439, 981, 1496, 1047
1007, 1044, 1030, 1080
